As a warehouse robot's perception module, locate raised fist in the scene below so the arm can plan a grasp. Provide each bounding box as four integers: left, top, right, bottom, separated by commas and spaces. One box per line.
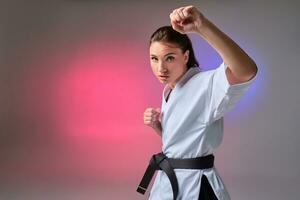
169, 5, 206, 34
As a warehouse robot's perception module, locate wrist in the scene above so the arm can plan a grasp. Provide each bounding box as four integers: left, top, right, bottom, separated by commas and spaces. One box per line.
153, 121, 162, 130
195, 17, 211, 35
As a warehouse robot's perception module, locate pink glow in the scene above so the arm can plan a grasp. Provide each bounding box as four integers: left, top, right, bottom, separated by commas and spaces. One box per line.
8, 37, 160, 182
52, 40, 147, 140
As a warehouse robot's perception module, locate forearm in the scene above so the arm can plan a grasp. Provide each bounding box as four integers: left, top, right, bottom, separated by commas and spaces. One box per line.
196, 18, 257, 80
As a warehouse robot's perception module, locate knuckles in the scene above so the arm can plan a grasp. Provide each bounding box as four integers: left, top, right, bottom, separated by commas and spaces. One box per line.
170, 5, 198, 21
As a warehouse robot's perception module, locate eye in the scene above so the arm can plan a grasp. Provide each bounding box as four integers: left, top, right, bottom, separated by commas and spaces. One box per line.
151, 57, 158, 61
166, 56, 174, 61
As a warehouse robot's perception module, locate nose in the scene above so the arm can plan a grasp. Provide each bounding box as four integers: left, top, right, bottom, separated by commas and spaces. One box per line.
158, 61, 168, 73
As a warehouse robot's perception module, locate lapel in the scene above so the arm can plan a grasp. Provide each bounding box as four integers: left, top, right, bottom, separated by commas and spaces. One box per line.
161, 67, 201, 128
162, 67, 201, 103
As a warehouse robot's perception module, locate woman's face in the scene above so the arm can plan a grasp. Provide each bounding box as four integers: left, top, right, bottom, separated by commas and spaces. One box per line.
149, 41, 189, 89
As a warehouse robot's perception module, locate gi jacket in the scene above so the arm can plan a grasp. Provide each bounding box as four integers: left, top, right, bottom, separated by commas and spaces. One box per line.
149, 62, 257, 200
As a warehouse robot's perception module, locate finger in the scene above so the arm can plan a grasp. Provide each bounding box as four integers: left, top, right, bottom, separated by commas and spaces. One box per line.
144, 112, 154, 118
151, 113, 159, 119
170, 11, 184, 33
144, 114, 155, 120
144, 111, 153, 118
153, 113, 159, 120
170, 10, 181, 23
145, 115, 158, 121
176, 8, 186, 21
144, 115, 152, 120
144, 109, 155, 115
145, 110, 158, 116
146, 108, 154, 113
152, 108, 158, 113
182, 8, 191, 18
144, 118, 157, 125
185, 5, 199, 17
169, 12, 175, 23
144, 120, 152, 125
144, 117, 153, 124
174, 12, 182, 23
145, 108, 153, 112
144, 115, 157, 121
184, 5, 195, 12
144, 119, 149, 124
144, 119, 152, 125
171, 20, 184, 34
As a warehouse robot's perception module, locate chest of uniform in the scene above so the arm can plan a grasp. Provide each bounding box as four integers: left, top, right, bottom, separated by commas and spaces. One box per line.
161, 80, 210, 128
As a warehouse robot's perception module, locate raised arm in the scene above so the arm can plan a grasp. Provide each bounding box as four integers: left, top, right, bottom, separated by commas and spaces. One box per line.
170, 5, 258, 84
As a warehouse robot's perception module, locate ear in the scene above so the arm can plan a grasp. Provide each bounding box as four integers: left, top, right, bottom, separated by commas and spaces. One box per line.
184, 50, 189, 64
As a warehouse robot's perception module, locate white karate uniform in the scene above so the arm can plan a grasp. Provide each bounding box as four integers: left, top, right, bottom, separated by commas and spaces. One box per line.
149, 62, 256, 200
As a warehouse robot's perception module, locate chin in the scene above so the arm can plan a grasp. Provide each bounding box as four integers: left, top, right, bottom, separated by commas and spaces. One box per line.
159, 80, 168, 84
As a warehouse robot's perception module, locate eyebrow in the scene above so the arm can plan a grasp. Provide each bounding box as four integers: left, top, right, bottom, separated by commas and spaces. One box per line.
150, 53, 176, 57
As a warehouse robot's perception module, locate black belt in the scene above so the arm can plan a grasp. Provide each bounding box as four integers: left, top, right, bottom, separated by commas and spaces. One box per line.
136, 152, 214, 200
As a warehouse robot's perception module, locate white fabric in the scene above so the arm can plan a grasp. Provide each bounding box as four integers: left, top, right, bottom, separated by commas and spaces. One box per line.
149, 62, 256, 200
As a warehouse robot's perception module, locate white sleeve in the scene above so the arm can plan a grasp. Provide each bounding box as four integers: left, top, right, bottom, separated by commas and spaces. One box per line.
207, 62, 257, 123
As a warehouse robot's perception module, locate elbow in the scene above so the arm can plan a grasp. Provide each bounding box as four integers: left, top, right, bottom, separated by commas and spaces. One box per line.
245, 61, 258, 81
226, 58, 258, 84
238, 61, 258, 82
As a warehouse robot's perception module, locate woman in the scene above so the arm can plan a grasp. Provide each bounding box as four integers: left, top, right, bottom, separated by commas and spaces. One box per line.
137, 5, 257, 200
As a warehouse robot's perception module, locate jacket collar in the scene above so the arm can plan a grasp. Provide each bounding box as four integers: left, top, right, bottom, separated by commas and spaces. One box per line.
163, 67, 200, 100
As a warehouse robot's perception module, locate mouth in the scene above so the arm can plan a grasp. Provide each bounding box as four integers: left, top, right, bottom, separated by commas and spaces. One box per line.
158, 75, 169, 80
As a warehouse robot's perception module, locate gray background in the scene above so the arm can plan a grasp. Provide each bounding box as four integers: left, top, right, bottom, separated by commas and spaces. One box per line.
1, 0, 299, 199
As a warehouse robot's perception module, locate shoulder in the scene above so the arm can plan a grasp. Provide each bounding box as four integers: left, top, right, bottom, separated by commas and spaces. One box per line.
190, 68, 216, 85
179, 69, 215, 96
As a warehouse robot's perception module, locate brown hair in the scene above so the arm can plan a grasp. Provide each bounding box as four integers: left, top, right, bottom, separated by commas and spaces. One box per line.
149, 26, 199, 69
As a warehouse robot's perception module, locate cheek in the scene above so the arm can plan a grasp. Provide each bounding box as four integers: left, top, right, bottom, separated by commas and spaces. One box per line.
172, 62, 186, 74
150, 64, 157, 74
176, 58, 185, 65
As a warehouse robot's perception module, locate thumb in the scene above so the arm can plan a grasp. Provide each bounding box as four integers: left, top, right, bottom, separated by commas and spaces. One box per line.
155, 108, 161, 113
171, 20, 184, 34
155, 108, 162, 121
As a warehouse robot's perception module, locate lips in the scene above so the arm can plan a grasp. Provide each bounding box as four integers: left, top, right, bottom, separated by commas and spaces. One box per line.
159, 75, 169, 78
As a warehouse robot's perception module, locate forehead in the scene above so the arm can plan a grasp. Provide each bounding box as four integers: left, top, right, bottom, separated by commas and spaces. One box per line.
149, 42, 181, 55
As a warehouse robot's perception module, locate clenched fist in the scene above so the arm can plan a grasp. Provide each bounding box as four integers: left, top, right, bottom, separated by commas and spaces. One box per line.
169, 5, 206, 34
144, 108, 162, 135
